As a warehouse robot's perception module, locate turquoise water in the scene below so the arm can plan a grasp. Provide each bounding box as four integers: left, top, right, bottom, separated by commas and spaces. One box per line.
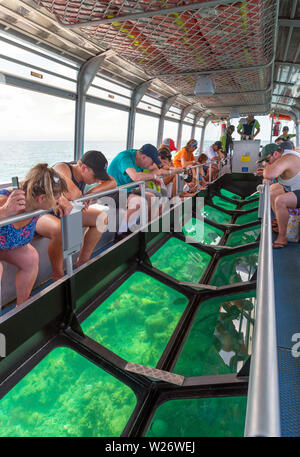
174, 293, 255, 377
0, 187, 261, 437
227, 225, 261, 246
199, 204, 233, 225
146, 396, 247, 437
0, 140, 125, 182
236, 210, 259, 224
0, 140, 218, 183
210, 248, 258, 286
212, 195, 238, 210
150, 237, 211, 283
182, 218, 224, 245
81, 272, 188, 367
0, 348, 136, 437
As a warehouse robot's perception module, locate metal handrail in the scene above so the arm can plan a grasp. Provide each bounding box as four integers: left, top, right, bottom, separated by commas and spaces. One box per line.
244, 181, 281, 437
0, 164, 205, 227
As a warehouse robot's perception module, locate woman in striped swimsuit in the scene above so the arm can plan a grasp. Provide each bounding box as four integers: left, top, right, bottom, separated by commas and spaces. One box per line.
0, 164, 67, 306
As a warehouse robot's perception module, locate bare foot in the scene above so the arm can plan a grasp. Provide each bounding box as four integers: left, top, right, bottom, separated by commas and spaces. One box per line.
75, 257, 89, 269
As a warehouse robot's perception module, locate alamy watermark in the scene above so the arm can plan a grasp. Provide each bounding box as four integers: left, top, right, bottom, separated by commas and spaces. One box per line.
291, 333, 300, 358
0, 333, 6, 358
94, 192, 205, 243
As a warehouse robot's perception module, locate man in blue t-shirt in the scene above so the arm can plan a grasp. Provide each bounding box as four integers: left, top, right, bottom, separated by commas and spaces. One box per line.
108, 144, 162, 187
108, 144, 169, 233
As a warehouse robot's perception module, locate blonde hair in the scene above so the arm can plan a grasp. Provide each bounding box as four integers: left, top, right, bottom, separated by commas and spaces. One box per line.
22, 163, 68, 208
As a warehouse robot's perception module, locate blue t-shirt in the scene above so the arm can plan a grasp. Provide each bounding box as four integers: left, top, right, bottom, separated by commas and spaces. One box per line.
107, 149, 143, 187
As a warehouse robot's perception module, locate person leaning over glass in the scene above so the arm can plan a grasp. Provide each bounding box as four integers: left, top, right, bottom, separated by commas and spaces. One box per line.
0, 164, 68, 306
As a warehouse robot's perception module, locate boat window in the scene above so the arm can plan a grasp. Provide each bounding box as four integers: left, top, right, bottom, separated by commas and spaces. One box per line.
181, 124, 193, 144
165, 111, 180, 122
84, 103, 128, 162
169, 106, 182, 115
0, 85, 75, 183
133, 113, 159, 148
0, 30, 79, 68
0, 40, 77, 93
87, 76, 131, 107
194, 126, 202, 143
137, 100, 161, 115
92, 75, 132, 98
141, 94, 163, 109
162, 119, 178, 144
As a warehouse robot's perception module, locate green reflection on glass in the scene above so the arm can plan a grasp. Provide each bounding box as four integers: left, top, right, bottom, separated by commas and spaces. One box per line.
0, 348, 136, 437
82, 272, 188, 367
210, 249, 258, 286
150, 237, 211, 283
174, 293, 255, 377
220, 189, 242, 201
226, 225, 261, 246
146, 397, 247, 437
182, 218, 224, 245
236, 211, 259, 225
241, 200, 259, 211
212, 195, 238, 211
199, 204, 232, 225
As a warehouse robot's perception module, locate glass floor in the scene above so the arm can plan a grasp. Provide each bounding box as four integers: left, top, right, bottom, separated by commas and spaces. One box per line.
0, 187, 261, 437
0, 347, 136, 437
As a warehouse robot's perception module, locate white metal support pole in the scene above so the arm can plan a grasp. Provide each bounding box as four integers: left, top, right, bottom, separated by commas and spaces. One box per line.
177, 105, 193, 150
127, 80, 153, 149
191, 112, 202, 140
157, 96, 177, 147
199, 118, 208, 153
74, 50, 113, 161
270, 111, 274, 143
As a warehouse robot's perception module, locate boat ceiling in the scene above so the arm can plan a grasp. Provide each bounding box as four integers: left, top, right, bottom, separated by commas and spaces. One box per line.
0, 0, 299, 120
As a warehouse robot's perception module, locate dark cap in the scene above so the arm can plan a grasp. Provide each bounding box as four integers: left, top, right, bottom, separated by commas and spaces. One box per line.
228, 125, 235, 132
140, 144, 161, 165
257, 143, 281, 163
81, 150, 110, 181
283, 126, 289, 131
214, 141, 223, 149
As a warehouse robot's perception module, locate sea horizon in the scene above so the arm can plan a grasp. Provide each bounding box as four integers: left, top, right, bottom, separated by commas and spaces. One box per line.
0, 139, 270, 184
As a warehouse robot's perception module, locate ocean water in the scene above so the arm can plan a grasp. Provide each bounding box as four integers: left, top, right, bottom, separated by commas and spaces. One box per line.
0, 140, 125, 183
0, 140, 218, 184
0, 347, 137, 437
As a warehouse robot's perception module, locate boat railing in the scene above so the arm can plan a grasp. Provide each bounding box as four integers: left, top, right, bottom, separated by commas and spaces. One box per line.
0, 164, 206, 280
244, 180, 281, 437
0, 163, 207, 227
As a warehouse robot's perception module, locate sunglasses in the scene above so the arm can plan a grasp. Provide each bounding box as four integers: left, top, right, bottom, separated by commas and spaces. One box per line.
264, 154, 274, 163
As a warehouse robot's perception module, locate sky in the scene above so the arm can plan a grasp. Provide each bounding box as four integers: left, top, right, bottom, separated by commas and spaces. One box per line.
0, 83, 295, 144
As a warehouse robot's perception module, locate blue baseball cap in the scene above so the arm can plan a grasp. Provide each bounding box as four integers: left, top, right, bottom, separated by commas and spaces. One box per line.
140, 144, 161, 165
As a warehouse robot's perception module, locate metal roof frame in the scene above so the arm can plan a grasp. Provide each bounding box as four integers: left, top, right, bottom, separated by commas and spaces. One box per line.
0, 0, 298, 119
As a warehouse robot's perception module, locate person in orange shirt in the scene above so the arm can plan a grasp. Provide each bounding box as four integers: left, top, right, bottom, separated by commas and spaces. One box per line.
173, 139, 198, 168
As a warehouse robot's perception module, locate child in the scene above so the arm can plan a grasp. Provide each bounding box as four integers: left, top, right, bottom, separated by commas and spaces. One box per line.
0, 164, 68, 306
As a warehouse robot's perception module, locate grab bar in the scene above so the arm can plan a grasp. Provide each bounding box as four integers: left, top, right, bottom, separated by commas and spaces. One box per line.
244, 181, 281, 437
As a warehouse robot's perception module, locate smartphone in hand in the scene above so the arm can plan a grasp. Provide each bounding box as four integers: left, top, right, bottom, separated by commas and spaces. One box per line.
11, 176, 19, 190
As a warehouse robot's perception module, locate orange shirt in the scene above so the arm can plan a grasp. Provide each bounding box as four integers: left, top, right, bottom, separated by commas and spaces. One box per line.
173, 147, 195, 167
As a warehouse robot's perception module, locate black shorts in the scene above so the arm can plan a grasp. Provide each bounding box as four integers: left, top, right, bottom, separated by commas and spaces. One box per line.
293, 189, 300, 207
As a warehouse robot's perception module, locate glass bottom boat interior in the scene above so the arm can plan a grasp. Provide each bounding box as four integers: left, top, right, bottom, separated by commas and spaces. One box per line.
0, 174, 262, 437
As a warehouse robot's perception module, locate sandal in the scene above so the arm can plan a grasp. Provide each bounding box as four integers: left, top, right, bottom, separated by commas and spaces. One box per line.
272, 241, 288, 249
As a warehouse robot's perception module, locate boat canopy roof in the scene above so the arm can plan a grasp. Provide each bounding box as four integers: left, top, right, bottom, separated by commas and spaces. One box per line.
0, 0, 299, 122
